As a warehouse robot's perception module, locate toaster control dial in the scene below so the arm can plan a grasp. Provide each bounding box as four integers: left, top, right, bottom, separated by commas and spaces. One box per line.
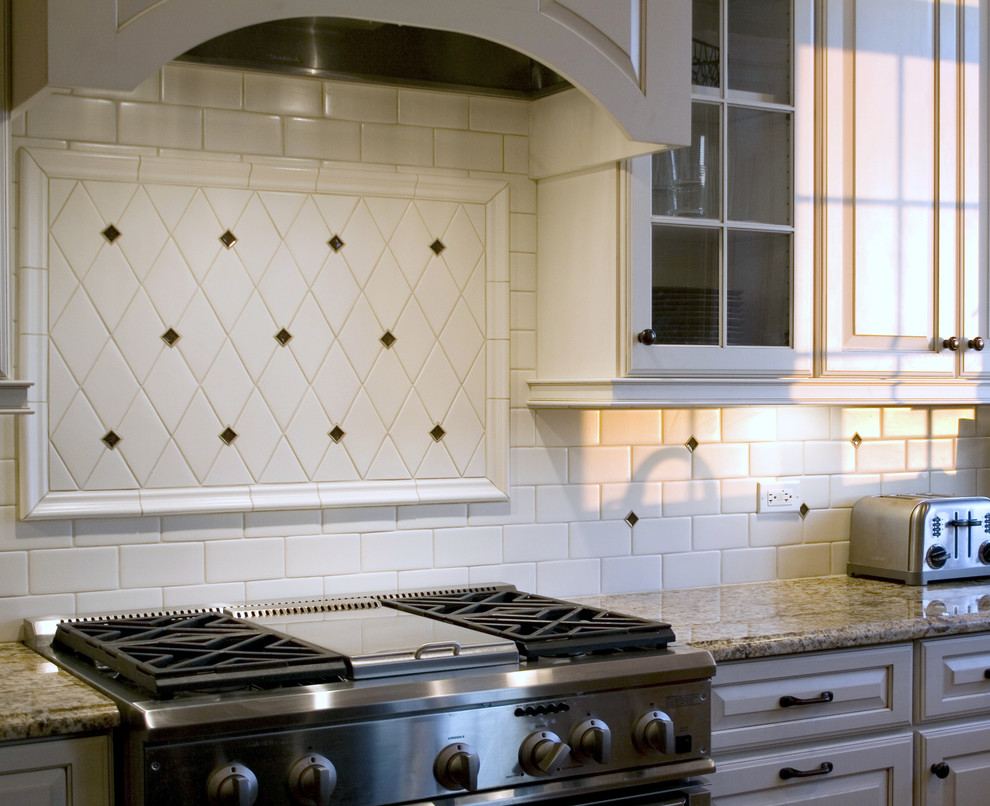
926, 545, 949, 569
979, 541, 990, 565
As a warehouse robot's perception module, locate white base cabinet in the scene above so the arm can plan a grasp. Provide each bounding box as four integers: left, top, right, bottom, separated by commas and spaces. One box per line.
918, 720, 990, 806
0, 735, 111, 806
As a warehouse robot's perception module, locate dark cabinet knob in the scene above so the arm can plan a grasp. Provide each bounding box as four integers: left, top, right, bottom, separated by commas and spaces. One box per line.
931, 762, 951, 779
943, 337, 961, 351
637, 328, 658, 345
970, 337, 986, 351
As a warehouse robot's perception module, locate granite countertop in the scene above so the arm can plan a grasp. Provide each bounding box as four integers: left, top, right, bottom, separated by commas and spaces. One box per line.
577, 575, 990, 662
0, 642, 119, 742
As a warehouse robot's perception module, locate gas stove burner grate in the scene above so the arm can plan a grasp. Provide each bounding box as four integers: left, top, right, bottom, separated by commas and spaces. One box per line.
53, 613, 348, 697
382, 589, 675, 658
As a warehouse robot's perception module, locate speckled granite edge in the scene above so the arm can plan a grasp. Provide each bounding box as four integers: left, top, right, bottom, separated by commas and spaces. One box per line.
575, 575, 990, 663
0, 642, 119, 742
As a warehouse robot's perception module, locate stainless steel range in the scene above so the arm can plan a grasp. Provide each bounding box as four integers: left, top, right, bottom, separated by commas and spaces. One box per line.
24, 584, 715, 806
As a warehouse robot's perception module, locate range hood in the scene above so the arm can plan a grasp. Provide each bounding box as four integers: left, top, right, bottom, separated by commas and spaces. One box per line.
176, 17, 572, 99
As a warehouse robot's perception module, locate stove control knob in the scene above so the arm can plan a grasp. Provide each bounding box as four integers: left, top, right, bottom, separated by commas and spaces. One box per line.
207, 764, 259, 806
927, 544, 950, 569
519, 730, 571, 777
569, 719, 612, 764
288, 754, 336, 806
979, 542, 990, 565
434, 743, 480, 791
634, 710, 675, 755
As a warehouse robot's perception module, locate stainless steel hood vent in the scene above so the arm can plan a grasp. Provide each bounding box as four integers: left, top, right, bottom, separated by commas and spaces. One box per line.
177, 17, 572, 99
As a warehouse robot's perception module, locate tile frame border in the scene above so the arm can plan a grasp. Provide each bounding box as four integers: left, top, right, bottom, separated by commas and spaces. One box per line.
17, 147, 510, 520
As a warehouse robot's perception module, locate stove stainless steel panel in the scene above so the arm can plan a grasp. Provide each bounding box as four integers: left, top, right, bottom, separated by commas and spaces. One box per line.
25, 585, 715, 806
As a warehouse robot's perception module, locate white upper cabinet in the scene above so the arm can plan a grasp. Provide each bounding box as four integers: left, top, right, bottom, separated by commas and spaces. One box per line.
821, 0, 987, 382
530, 0, 990, 408
11, 0, 692, 170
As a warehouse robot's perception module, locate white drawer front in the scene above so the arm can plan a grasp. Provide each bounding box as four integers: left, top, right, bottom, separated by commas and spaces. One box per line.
712, 645, 912, 752
918, 633, 990, 721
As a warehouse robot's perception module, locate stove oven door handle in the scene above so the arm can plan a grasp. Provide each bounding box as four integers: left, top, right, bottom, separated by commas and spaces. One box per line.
415, 641, 462, 658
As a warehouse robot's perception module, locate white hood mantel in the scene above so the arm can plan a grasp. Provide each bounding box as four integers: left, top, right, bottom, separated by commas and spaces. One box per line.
11, 0, 691, 176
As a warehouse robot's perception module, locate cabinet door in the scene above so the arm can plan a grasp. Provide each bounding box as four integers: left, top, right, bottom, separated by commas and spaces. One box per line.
918, 720, 990, 806
0, 736, 111, 806
709, 732, 912, 804
628, 0, 814, 377
821, 0, 987, 377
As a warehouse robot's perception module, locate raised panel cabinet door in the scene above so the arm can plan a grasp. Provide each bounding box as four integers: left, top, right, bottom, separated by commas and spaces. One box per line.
821, 0, 985, 377
709, 732, 913, 805
918, 720, 990, 806
0, 768, 67, 806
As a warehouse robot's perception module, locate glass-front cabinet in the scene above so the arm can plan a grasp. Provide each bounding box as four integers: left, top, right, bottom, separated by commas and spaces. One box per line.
628, 0, 814, 377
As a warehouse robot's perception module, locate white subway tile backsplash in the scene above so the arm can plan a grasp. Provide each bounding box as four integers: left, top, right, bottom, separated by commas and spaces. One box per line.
205, 538, 284, 583
434, 526, 502, 567
720, 547, 776, 584
503, 523, 567, 562
777, 543, 831, 579
749, 513, 803, 547
204, 109, 283, 155
567, 447, 631, 484
692, 444, 748, 479
362, 123, 434, 166
285, 117, 361, 161
569, 520, 630, 559
536, 484, 601, 522
324, 82, 397, 123
3, 67, 985, 625
693, 514, 748, 551
361, 530, 433, 572
120, 542, 205, 588
632, 517, 692, 555
119, 102, 202, 150
27, 95, 117, 142
163, 64, 243, 109
601, 481, 661, 521
30, 546, 119, 593
536, 559, 600, 597
0, 553, 28, 596
662, 551, 720, 589
602, 555, 661, 594
285, 533, 360, 577
245, 73, 322, 117
662, 480, 720, 517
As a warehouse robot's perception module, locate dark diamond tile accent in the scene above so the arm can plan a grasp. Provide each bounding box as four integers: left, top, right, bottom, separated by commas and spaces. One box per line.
219, 426, 238, 445
275, 328, 293, 346
102, 431, 121, 449
685, 435, 699, 452
102, 224, 121, 244
625, 511, 639, 527
430, 238, 446, 255
851, 432, 863, 448
219, 230, 238, 248
328, 234, 345, 252
799, 503, 810, 519
379, 330, 396, 349
161, 327, 181, 347
430, 424, 446, 442
328, 425, 345, 443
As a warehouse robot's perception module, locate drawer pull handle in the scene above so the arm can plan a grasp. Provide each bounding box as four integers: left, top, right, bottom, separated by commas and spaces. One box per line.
779, 762, 834, 780
931, 762, 951, 779
779, 691, 834, 708
984, 670, 990, 679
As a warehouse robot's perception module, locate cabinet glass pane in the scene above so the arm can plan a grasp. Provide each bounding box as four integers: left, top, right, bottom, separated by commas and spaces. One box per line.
727, 229, 790, 346
727, 107, 791, 225
727, 0, 791, 103
693, 0, 720, 88
651, 225, 720, 345
652, 103, 720, 218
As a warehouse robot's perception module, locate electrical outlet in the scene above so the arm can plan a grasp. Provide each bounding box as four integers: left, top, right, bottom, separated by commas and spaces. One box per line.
757, 481, 802, 513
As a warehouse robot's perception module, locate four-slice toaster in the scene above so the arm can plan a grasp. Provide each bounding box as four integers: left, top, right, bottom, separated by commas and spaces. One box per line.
848, 494, 990, 584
